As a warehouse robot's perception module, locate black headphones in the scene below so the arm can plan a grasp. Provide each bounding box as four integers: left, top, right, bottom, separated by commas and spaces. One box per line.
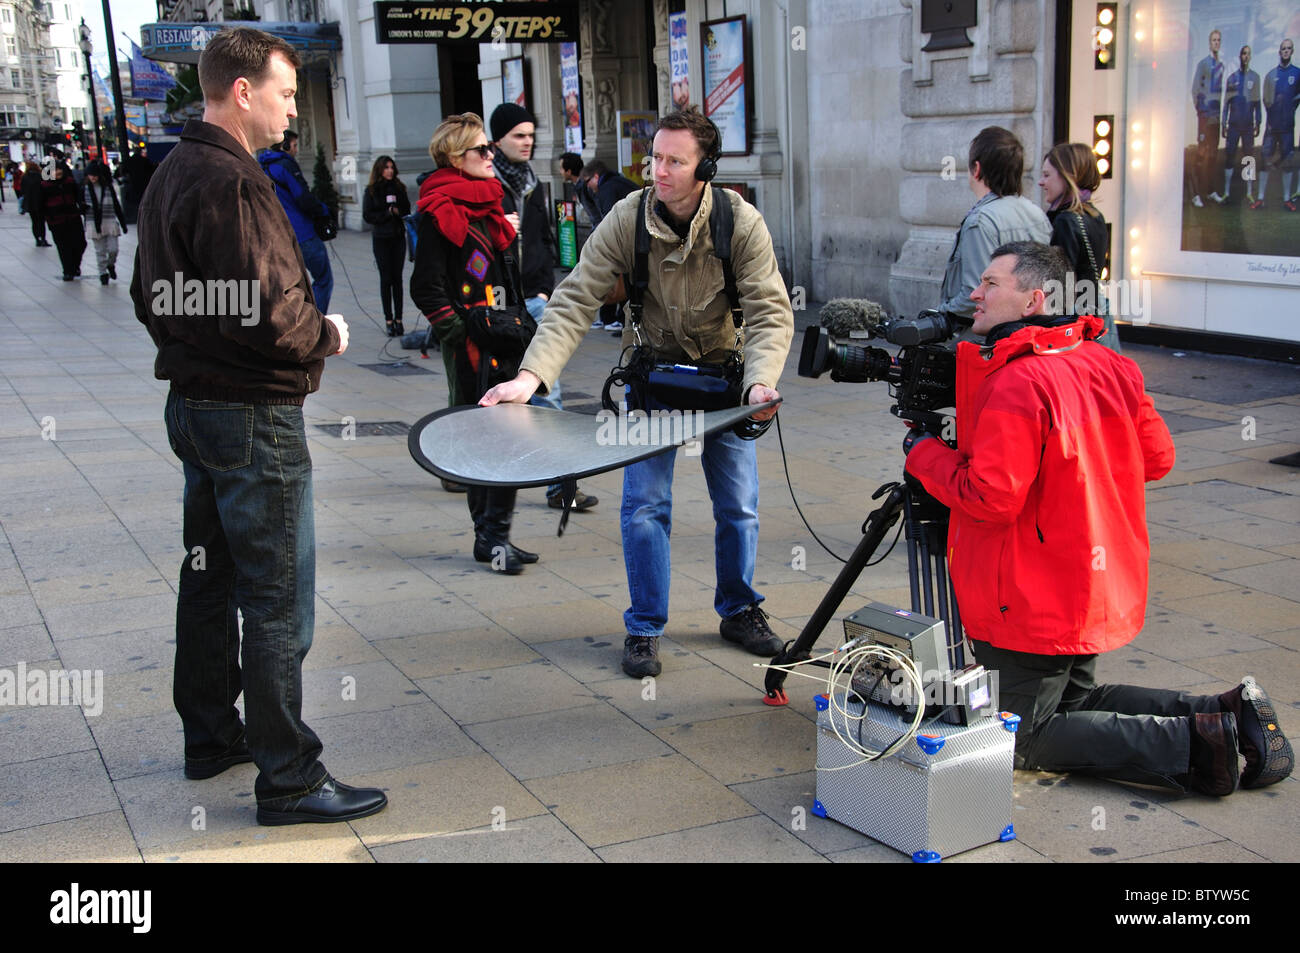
695, 116, 723, 182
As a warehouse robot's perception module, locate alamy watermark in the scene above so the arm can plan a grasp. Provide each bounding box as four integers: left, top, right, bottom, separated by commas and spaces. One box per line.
150, 273, 260, 326
1043, 276, 1154, 324
595, 403, 706, 456
1, 662, 104, 717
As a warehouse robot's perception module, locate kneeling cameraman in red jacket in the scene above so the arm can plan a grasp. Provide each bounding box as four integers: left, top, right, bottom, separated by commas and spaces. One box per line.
905, 241, 1291, 796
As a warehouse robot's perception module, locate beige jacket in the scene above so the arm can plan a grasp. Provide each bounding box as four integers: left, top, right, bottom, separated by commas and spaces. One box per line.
521, 185, 794, 397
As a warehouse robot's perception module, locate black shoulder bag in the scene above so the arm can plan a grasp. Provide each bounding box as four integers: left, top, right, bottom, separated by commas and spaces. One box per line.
462, 241, 537, 392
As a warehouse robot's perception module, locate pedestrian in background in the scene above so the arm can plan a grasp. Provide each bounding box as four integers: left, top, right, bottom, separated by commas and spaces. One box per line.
1039, 142, 1120, 352
22, 160, 49, 247
82, 161, 127, 285
259, 130, 334, 312
362, 154, 411, 336
43, 163, 85, 281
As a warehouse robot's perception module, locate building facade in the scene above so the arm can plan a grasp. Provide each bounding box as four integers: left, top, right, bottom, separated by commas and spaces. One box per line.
141, 0, 1300, 347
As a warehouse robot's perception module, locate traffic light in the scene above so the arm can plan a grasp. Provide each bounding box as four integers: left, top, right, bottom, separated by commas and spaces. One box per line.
72, 120, 85, 144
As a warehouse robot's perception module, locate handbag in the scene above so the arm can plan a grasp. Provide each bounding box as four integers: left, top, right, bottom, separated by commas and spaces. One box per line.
461, 249, 536, 388
1073, 210, 1120, 353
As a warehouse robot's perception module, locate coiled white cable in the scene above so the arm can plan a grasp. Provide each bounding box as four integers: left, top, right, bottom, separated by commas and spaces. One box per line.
761, 638, 927, 771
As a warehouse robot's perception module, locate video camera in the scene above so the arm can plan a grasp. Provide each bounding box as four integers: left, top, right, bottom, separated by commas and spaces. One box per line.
797, 308, 961, 436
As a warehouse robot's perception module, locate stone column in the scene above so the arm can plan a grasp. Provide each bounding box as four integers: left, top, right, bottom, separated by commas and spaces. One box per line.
888, 0, 1049, 319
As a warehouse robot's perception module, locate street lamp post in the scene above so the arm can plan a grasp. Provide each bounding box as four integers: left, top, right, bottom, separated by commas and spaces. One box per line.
78, 19, 103, 159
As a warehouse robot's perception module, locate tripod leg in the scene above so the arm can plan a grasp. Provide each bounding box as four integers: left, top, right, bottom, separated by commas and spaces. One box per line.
763, 483, 908, 705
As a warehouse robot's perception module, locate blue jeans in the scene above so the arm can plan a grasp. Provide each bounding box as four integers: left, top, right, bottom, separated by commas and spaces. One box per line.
300, 236, 334, 314
525, 295, 566, 496
164, 390, 329, 804
621, 428, 762, 637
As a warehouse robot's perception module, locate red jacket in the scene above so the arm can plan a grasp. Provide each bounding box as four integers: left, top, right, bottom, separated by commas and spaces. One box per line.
905, 317, 1175, 655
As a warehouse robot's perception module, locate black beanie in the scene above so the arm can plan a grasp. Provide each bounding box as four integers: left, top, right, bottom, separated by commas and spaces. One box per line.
490, 103, 534, 142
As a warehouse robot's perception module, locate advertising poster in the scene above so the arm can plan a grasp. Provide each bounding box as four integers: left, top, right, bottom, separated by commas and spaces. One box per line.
557, 201, 577, 268
560, 42, 582, 152
127, 39, 176, 101
618, 110, 657, 185
701, 16, 749, 154
1179, 0, 1300, 261
502, 56, 528, 110
669, 12, 691, 110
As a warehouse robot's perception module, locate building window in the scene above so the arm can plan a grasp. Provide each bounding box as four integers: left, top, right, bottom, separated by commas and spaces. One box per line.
10, 69, 19, 87
1, 8, 12, 24
4, 36, 16, 56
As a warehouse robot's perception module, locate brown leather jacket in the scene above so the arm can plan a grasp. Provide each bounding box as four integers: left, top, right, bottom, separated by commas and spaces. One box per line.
130, 120, 339, 405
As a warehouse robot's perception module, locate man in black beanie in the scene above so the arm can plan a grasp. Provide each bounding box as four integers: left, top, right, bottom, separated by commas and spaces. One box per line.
489, 102, 597, 512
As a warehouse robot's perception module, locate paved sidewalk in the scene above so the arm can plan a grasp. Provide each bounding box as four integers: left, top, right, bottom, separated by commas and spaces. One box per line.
1, 213, 1296, 863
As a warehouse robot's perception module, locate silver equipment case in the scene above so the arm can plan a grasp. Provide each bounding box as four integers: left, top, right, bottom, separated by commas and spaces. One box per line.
813, 692, 1020, 861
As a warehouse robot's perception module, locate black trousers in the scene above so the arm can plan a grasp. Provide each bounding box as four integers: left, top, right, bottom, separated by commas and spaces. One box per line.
49, 221, 86, 277
971, 640, 1223, 791
372, 234, 406, 322
30, 210, 47, 243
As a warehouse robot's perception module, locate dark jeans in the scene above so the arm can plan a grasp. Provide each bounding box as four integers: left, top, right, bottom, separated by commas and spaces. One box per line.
49, 220, 85, 276
972, 640, 1222, 791
164, 390, 329, 804
299, 235, 333, 314
29, 210, 47, 243
373, 234, 406, 322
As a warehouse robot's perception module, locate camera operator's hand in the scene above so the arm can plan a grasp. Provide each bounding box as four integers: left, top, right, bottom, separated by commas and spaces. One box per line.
324, 313, 349, 355
746, 385, 781, 421
902, 426, 934, 455
480, 370, 541, 407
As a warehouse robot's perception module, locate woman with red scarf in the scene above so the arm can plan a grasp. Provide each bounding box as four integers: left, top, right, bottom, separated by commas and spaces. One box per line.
410, 112, 536, 575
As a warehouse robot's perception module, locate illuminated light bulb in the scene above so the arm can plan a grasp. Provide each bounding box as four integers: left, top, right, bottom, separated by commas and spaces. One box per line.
1095, 140, 1111, 156
1129, 227, 1139, 239
1132, 122, 1142, 132
1130, 264, 1140, 276
1096, 119, 1111, 137
1097, 157, 1110, 174
1134, 30, 1145, 41
1099, 8, 1115, 25
1100, 267, 1109, 281
1130, 246, 1140, 256
1132, 140, 1143, 151
1098, 28, 1114, 45
1098, 50, 1111, 65
1131, 158, 1142, 169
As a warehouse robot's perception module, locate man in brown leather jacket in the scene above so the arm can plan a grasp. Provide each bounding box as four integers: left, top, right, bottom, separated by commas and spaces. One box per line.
130, 27, 386, 826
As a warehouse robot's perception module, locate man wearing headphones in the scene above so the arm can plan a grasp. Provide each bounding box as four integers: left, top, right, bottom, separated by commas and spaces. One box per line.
482, 107, 794, 679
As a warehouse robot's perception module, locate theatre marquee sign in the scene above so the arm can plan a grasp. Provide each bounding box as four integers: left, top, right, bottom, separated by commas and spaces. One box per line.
374, 2, 579, 44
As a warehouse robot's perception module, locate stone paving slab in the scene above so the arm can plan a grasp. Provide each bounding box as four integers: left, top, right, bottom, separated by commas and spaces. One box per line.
2, 223, 1297, 864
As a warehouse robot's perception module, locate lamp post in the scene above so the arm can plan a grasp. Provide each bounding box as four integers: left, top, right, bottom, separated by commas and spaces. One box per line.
78, 19, 103, 159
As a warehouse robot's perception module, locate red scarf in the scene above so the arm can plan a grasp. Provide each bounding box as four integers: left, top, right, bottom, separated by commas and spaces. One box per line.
416, 168, 515, 251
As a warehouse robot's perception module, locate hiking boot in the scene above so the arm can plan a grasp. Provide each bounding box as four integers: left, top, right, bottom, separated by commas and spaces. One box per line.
622, 635, 662, 678
548, 489, 598, 511
719, 604, 783, 656
1219, 676, 1293, 788
1189, 712, 1240, 797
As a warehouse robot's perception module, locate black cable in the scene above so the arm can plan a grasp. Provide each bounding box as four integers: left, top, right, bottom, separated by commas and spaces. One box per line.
774, 412, 906, 566
326, 238, 421, 366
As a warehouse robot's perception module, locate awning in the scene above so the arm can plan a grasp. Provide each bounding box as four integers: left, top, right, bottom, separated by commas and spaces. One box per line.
139, 21, 342, 65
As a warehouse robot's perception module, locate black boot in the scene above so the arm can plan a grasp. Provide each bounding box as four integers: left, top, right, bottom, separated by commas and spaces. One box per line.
469, 487, 525, 574
394, 317, 405, 336
385, 318, 395, 337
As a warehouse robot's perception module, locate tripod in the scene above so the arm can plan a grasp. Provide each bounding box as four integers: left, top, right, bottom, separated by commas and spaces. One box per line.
763, 474, 967, 705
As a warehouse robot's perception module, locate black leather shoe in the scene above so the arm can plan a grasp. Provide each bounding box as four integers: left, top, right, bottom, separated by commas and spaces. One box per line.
256, 777, 388, 826
185, 735, 253, 780
472, 536, 525, 574
108, 264, 117, 279
720, 604, 784, 656
473, 539, 538, 565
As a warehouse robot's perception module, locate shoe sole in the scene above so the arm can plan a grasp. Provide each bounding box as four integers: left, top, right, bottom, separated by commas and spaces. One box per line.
622, 662, 662, 677
256, 798, 388, 826
1240, 677, 1293, 788
184, 753, 253, 780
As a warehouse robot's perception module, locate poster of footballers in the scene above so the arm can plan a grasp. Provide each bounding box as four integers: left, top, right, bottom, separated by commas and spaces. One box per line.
1181, 0, 1300, 256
